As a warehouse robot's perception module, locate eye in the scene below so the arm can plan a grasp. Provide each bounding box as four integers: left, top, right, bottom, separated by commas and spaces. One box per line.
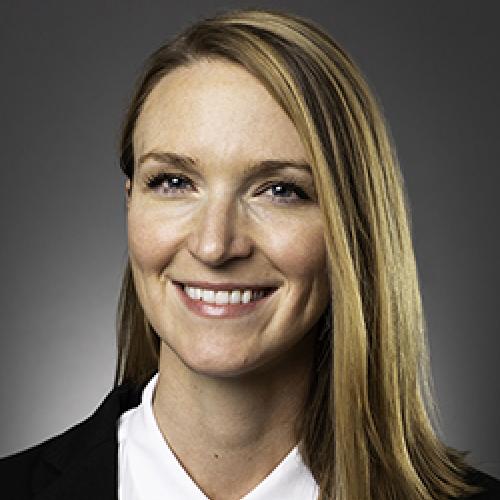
143, 173, 311, 203
260, 181, 310, 203
145, 172, 194, 194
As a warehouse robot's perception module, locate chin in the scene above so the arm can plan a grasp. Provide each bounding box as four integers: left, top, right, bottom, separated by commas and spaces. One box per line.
186, 353, 260, 378
170, 341, 270, 379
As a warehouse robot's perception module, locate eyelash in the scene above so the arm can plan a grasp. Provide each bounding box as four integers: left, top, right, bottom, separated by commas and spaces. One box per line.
144, 172, 310, 203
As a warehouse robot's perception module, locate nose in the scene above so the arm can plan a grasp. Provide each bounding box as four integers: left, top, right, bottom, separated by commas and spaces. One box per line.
186, 194, 253, 266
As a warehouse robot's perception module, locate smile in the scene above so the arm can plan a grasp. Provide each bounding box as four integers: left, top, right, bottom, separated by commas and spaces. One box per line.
172, 281, 278, 318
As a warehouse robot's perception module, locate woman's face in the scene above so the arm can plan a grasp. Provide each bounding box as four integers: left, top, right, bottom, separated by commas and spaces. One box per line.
128, 59, 330, 378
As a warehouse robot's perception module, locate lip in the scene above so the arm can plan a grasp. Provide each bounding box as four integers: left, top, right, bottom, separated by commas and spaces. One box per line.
172, 280, 278, 319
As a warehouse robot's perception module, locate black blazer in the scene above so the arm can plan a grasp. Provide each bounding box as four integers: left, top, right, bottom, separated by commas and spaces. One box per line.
1, 382, 499, 500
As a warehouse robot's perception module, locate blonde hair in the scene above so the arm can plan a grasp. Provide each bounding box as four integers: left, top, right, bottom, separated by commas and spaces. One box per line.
116, 8, 483, 499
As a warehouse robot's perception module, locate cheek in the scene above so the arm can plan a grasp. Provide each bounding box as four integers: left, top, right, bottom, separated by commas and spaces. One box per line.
262, 215, 327, 280
127, 203, 185, 272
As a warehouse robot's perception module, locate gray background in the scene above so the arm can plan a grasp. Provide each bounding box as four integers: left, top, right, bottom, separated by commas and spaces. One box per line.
1, 0, 499, 478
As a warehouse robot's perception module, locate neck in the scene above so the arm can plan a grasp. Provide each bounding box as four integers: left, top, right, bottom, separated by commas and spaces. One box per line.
152, 331, 315, 499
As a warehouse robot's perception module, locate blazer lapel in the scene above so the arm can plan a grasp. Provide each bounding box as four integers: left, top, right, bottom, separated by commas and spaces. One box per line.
34, 439, 116, 500
32, 382, 143, 500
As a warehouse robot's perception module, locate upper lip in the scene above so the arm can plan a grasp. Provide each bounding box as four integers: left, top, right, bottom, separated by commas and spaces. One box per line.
173, 280, 280, 291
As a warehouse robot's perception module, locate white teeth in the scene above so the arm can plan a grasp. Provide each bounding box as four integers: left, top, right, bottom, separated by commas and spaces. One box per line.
202, 290, 216, 303
183, 285, 269, 305
215, 291, 229, 304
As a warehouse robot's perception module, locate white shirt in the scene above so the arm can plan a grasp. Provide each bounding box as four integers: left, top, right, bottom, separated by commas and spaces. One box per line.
118, 373, 319, 500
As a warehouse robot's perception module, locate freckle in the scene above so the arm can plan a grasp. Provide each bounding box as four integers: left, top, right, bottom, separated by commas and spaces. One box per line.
214, 453, 219, 459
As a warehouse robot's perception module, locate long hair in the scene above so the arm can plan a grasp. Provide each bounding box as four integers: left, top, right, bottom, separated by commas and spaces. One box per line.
115, 8, 483, 499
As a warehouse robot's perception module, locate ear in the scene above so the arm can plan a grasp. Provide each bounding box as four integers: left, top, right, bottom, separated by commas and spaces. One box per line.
125, 178, 132, 208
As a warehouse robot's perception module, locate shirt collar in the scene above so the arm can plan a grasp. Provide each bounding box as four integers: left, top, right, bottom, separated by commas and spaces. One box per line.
118, 373, 319, 499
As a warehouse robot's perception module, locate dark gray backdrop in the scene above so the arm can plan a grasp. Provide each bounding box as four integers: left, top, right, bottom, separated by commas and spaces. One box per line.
1, 0, 499, 477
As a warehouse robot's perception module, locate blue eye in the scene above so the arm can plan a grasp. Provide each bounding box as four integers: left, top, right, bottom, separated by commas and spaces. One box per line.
146, 173, 193, 193
262, 182, 310, 203
145, 173, 311, 204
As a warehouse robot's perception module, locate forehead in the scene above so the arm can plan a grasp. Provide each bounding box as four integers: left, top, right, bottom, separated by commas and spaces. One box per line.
133, 59, 307, 166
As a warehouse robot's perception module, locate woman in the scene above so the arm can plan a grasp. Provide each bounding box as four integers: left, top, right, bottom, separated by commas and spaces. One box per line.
1, 8, 499, 500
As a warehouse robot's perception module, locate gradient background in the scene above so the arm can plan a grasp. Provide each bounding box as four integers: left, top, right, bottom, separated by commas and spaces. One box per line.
1, 0, 499, 477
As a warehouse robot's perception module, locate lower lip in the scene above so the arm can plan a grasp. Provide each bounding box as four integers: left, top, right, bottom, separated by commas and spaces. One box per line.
173, 282, 277, 319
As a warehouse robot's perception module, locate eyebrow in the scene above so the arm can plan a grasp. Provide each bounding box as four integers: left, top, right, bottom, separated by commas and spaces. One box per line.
137, 151, 313, 177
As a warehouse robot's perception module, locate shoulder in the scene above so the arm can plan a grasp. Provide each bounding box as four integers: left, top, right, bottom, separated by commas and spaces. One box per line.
462, 468, 500, 499
0, 381, 142, 499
